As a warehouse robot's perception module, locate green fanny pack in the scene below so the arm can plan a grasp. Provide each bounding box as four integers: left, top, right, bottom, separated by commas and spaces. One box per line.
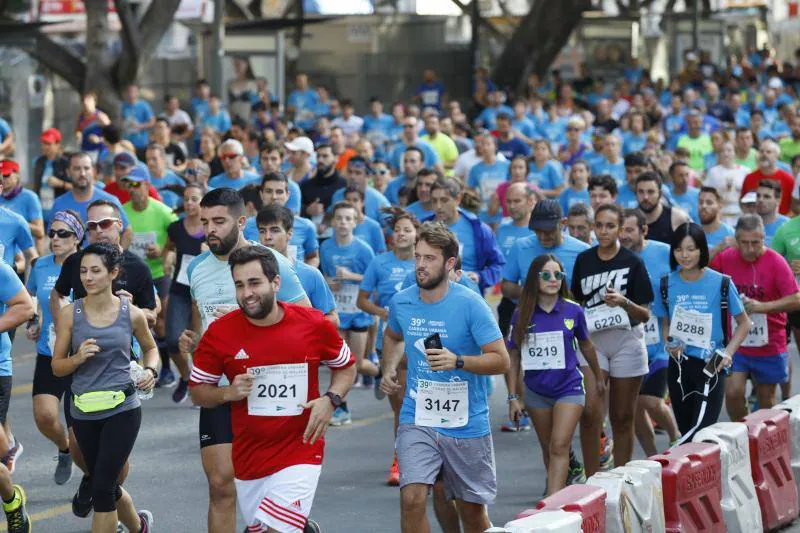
73, 384, 135, 414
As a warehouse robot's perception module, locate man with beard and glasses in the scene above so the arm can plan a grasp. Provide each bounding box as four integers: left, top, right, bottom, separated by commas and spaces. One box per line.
380, 222, 509, 533
179, 188, 310, 533
697, 186, 736, 258
191, 245, 354, 533
51, 152, 133, 248
635, 172, 689, 245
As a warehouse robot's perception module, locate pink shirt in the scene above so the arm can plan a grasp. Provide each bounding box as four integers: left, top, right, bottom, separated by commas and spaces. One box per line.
710, 247, 799, 356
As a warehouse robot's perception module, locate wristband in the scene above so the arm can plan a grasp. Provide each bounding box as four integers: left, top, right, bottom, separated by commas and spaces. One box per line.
145, 367, 158, 380
507, 394, 519, 402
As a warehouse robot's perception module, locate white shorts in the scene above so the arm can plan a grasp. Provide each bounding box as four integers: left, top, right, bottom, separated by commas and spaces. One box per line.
235, 464, 322, 533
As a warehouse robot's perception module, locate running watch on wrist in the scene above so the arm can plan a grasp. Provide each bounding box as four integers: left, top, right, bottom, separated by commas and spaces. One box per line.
325, 391, 343, 408
455, 355, 464, 369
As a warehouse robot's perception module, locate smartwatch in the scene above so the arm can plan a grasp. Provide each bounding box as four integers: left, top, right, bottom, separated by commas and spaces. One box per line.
325, 391, 343, 408
455, 355, 464, 369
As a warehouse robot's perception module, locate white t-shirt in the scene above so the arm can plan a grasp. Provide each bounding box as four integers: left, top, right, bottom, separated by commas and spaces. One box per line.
161, 109, 193, 129
331, 115, 365, 138
704, 164, 749, 225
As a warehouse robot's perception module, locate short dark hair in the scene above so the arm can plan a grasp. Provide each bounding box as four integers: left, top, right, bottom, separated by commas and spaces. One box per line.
316, 143, 333, 154
331, 201, 358, 217
101, 125, 121, 144
624, 152, 648, 168
87, 199, 120, 218
595, 203, 623, 224
699, 186, 721, 201
260, 172, 288, 188
81, 242, 123, 274
635, 171, 663, 190
240, 184, 263, 212
623, 207, 647, 230
417, 222, 460, 262
68, 151, 95, 166
757, 179, 782, 198
200, 188, 245, 218
256, 205, 294, 232
228, 245, 279, 282
343, 185, 366, 202
430, 177, 462, 199
669, 222, 709, 270
567, 203, 593, 220
668, 161, 690, 177
588, 175, 618, 196
403, 146, 425, 160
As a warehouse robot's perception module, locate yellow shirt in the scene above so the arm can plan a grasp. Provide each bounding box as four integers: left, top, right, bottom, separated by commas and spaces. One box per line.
421, 133, 459, 174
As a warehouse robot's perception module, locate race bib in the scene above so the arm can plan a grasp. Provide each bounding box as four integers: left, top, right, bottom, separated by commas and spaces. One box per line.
334, 284, 359, 314
200, 303, 237, 326
247, 364, 308, 416
130, 232, 157, 260
176, 254, 196, 286
479, 179, 504, 202
735, 313, 768, 348
415, 379, 469, 429
521, 331, 566, 371
643, 316, 660, 346
47, 323, 56, 354
669, 307, 712, 349
40, 186, 55, 210
585, 305, 631, 334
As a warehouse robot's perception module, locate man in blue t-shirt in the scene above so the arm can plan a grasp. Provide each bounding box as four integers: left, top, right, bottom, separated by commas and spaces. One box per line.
467, 136, 511, 225
208, 139, 261, 190
380, 222, 509, 533
414, 69, 446, 112
120, 84, 155, 152
287, 73, 321, 131
496, 113, 531, 160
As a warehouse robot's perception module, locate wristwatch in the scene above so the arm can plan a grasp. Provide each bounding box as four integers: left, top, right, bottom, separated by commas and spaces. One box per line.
325, 391, 343, 408
455, 355, 464, 369
145, 367, 158, 380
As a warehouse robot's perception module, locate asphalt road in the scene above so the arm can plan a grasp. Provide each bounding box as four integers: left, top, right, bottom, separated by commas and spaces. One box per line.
4, 332, 800, 532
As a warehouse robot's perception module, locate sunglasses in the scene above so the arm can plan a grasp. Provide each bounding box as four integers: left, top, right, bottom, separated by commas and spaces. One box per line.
376, 169, 389, 175
221, 153, 240, 161
403, 124, 416, 129
86, 218, 120, 231
567, 127, 582, 132
122, 180, 143, 188
538, 271, 566, 281
49, 229, 76, 239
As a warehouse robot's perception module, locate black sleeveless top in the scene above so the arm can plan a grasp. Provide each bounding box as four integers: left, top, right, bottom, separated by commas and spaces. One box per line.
647, 206, 674, 245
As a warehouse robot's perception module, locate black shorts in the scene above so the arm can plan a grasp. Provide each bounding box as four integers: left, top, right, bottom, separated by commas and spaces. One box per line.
63, 392, 75, 429
0, 376, 12, 425
639, 366, 668, 398
33, 355, 68, 399
787, 311, 800, 330
346, 325, 369, 333
199, 404, 233, 448
498, 297, 516, 338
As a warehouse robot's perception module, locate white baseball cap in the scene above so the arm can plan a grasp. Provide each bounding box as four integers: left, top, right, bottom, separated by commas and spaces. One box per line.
741, 191, 757, 204
285, 136, 314, 155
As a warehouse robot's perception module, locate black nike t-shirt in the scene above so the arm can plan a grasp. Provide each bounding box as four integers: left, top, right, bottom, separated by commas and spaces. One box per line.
570, 246, 654, 327
166, 219, 205, 297
55, 248, 156, 310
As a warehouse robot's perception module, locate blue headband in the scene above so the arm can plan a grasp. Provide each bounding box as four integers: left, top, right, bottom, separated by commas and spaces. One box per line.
51, 210, 84, 242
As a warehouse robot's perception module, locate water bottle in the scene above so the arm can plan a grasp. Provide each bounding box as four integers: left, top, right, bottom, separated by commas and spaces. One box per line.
129, 361, 154, 400
665, 336, 684, 360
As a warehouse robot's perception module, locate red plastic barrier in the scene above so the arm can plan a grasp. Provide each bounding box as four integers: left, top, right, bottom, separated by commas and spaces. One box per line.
742, 409, 799, 531
514, 484, 607, 533
651, 442, 725, 532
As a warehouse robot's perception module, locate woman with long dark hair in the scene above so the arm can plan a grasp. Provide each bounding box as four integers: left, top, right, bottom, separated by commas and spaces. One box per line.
507, 254, 604, 495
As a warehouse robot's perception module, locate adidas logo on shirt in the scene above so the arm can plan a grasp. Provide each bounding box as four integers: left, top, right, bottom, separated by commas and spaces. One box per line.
234, 349, 249, 360
291, 500, 302, 510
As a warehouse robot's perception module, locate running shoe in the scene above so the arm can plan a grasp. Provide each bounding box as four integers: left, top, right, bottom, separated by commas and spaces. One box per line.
2, 441, 23, 475
54, 450, 73, 485
362, 374, 374, 388
138, 509, 154, 532
304, 519, 322, 533
329, 406, 352, 426
3, 485, 30, 533
566, 454, 586, 485
500, 415, 532, 432
599, 434, 614, 471
117, 522, 125, 533
387, 456, 400, 486
156, 367, 177, 388
172, 379, 189, 404
72, 475, 93, 518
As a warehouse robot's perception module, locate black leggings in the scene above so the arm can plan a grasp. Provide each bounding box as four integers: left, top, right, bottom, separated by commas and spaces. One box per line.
72, 407, 141, 512
667, 356, 725, 441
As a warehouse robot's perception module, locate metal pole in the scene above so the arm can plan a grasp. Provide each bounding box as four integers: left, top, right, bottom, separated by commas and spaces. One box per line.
692, 0, 700, 53
211, 0, 225, 96
469, 0, 480, 96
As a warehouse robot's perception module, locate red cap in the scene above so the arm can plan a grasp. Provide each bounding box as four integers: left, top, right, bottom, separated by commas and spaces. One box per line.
0, 160, 19, 176
40, 128, 62, 144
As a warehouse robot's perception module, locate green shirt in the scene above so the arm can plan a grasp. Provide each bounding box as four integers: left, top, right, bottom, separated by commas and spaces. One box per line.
123, 199, 178, 280
735, 148, 758, 171
779, 137, 800, 164
771, 216, 800, 264
420, 133, 459, 174
676, 134, 713, 171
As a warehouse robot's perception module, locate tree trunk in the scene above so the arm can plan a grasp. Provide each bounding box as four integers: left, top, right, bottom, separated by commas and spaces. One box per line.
84, 0, 120, 120
491, 0, 593, 95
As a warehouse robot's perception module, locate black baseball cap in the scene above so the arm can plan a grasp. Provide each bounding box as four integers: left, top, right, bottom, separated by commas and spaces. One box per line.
528, 199, 562, 231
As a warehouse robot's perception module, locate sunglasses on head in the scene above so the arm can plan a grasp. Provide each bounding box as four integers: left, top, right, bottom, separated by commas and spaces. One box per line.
538, 271, 566, 281
49, 229, 76, 239
221, 153, 240, 161
86, 218, 120, 231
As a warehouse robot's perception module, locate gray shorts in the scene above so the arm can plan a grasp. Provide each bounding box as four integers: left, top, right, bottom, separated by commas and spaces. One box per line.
395, 424, 497, 505
589, 324, 648, 379
524, 388, 585, 410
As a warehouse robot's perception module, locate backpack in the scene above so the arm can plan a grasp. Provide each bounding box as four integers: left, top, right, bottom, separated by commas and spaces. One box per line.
660, 273, 731, 345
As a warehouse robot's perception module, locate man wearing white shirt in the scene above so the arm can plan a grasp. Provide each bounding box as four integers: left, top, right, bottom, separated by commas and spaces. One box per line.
705, 142, 750, 226
160, 95, 194, 141
331, 99, 364, 138
453, 130, 507, 180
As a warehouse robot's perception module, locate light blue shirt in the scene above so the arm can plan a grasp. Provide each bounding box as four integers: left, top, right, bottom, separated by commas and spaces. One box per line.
384, 175, 409, 206
670, 186, 700, 223
636, 240, 671, 362
121, 99, 154, 149
360, 251, 415, 351
495, 222, 533, 259
653, 268, 744, 360
51, 188, 130, 231
287, 89, 321, 130
476, 104, 514, 130
528, 160, 564, 191
26, 254, 62, 356
355, 217, 387, 254
502, 233, 590, 288
295, 260, 335, 315
449, 215, 477, 272
149, 171, 186, 209
362, 113, 394, 137
622, 131, 648, 155
387, 282, 502, 438
617, 183, 639, 209
590, 157, 626, 186
406, 201, 434, 221
319, 237, 375, 324
0, 261, 22, 375
388, 141, 440, 171
243, 215, 319, 263
559, 188, 590, 215
0, 207, 35, 264
200, 110, 232, 136
208, 171, 261, 190
705, 223, 735, 250
330, 186, 390, 224
765, 215, 790, 247
0, 189, 43, 223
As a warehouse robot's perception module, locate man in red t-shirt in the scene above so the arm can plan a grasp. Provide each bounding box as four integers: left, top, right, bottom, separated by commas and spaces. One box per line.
189, 246, 355, 533
740, 140, 795, 214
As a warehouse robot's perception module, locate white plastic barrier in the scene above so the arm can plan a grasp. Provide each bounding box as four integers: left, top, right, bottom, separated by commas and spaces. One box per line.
489, 510, 583, 533
620, 460, 666, 532
693, 421, 762, 533
776, 394, 800, 495
587, 464, 664, 533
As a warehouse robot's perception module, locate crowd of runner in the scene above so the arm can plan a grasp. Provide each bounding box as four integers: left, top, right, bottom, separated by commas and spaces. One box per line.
0, 47, 798, 532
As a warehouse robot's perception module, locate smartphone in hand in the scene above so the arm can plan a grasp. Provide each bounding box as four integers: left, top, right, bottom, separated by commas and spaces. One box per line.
423, 332, 442, 350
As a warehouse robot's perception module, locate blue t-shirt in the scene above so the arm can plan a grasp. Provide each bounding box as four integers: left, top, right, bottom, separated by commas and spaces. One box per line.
201, 110, 232, 136
503, 234, 590, 288
652, 268, 744, 360
449, 215, 477, 273
355, 217, 386, 254
0, 207, 35, 264
330, 186, 390, 224
765, 215, 789, 247
121, 99, 154, 149
243, 215, 319, 263
388, 141, 440, 171
0, 189, 42, 224
360, 251, 415, 351
150, 171, 186, 209
705, 223, 735, 250
362, 113, 395, 137
497, 137, 531, 160
636, 240, 672, 363
539, 117, 568, 145
496, 222, 533, 259
559, 188, 590, 215
0, 118, 11, 143
26, 254, 63, 356
468, 160, 511, 223
287, 89, 321, 130
406, 201, 434, 221
0, 261, 22, 375
295, 260, 335, 315
50, 189, 130, 231
617, 183, 638, 209
670, 186, 700, 223
319, 237, 375, 326
590, 158, 626, 186
415, 82, 446, 111
476, 105, 513, 130
383, 175, 408, 206
528, 160, 564, 191
387, 282, 502, 438
208, 171, 261, 190
622, 131, 648, 155
512, 117, 538, 140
